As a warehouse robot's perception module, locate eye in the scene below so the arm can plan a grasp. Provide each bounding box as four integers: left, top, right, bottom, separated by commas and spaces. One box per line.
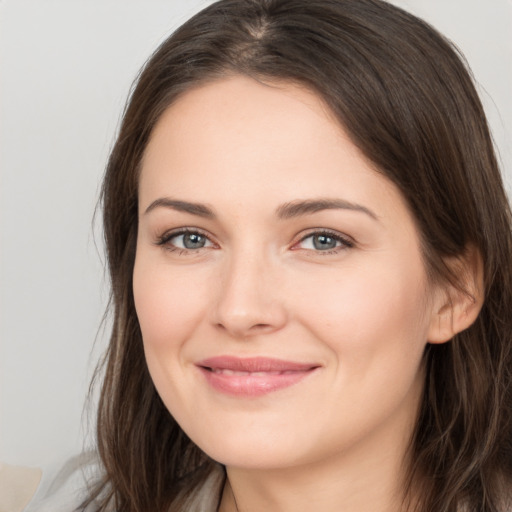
294, 230, 353, 253
156, 229, 215, 251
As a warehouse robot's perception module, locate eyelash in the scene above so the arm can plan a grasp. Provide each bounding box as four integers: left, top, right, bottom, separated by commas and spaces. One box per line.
293, 229, 354, 255
155, 228, 215, 255
155, 228, 354, 255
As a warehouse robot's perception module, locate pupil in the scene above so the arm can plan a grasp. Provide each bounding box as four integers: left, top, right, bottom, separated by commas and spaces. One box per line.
313, 235, 336, 250
183, 233, 205, 249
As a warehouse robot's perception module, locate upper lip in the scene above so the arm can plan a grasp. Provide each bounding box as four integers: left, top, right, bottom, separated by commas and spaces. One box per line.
196, 356, 319, 372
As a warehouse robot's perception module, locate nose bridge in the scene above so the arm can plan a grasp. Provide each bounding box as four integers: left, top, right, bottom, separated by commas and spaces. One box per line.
212, 244, 286, 337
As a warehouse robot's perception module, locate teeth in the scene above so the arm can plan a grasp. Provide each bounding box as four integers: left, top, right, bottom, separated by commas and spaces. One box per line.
212, 369, 250, 376
211, 369, 299, 376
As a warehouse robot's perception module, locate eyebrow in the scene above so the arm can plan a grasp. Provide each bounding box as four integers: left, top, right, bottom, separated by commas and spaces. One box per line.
144, 197, 378, 221
276, 198, 378, 221
144, 198, 215, 218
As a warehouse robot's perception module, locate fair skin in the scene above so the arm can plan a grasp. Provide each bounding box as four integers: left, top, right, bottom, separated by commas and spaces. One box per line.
133, 75, 477, 512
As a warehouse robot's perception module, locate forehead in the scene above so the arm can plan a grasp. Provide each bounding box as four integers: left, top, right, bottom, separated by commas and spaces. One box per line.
143, 75, 348, 165
141, 76, 386, 199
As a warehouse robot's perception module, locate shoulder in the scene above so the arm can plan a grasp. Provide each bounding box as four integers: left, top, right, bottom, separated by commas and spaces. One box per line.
20, 452, 100, 512
15, 454, 224, 512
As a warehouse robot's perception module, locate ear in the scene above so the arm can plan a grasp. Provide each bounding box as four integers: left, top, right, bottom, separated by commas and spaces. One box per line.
427, 245, 484, 344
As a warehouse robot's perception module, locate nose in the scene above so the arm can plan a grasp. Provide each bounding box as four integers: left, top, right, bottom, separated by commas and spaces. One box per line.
211, 250, 288, 339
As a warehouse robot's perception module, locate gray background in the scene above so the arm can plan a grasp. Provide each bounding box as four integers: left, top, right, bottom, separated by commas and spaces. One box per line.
1, 0, 511, 468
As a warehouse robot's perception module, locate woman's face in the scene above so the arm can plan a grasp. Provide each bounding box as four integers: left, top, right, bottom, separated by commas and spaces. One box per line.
134, 75, 442, 470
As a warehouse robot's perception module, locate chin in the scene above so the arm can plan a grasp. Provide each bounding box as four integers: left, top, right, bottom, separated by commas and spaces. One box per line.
202, 444, 299, 470
184, 419, 322, 470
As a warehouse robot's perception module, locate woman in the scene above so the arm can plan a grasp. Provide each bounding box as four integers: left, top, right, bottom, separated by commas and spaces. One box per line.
25, 0, 512, 510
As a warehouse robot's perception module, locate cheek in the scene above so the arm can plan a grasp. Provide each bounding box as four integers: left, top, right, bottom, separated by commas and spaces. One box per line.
284, 258, 431, 445
132, 255, 215, 420
132, 256, 211, 357
293, 256, 431, 365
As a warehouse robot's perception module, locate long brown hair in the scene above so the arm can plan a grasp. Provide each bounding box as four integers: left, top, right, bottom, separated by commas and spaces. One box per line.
86, 1, 512, 510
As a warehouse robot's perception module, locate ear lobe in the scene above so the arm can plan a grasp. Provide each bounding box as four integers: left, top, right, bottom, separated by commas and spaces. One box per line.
427, 246, 484, 344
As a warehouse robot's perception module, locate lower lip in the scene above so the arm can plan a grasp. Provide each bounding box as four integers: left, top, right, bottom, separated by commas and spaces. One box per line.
198, 367, 317, 397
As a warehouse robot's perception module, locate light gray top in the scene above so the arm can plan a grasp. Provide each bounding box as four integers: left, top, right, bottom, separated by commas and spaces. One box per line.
21, 453, 224, 512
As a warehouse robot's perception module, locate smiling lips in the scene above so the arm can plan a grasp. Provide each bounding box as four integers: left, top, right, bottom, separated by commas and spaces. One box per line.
197, 356, 319, 397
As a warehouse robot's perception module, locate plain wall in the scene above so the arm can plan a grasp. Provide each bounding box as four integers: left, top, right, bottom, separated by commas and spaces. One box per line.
1, 0, 511, 468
